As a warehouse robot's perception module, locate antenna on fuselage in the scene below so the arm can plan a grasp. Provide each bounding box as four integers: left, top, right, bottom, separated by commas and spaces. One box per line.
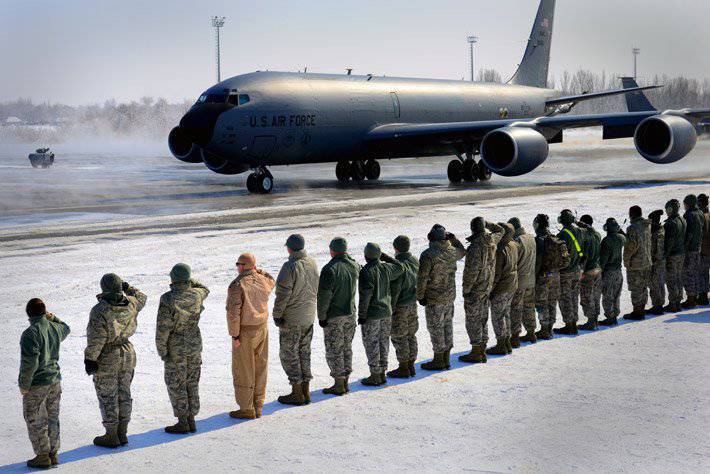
347, 68, 353, 75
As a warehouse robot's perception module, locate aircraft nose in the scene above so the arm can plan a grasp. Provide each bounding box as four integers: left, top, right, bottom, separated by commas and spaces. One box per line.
179, 103, 233, 146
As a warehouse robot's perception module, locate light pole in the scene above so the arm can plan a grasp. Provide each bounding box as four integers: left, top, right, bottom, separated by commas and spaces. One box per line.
632, 47, 640, 80
467, 35, 478, 82
212, 16, 226, 83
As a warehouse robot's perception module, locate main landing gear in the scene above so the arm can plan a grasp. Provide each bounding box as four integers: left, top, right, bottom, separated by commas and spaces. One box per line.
336, 159, 381, 182
447, 153, 491, 184
246, 166, 274, 194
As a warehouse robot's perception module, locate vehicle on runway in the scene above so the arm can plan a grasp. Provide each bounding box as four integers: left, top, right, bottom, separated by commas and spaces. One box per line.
28, 148, 55, 169
169, 0, 710, 193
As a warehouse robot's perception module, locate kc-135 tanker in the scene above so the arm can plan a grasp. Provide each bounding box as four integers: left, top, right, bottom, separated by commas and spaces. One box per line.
169, 0, 710, 193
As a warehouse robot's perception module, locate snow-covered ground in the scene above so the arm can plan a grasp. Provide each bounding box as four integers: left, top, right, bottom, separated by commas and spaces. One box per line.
1, 182, 709, 472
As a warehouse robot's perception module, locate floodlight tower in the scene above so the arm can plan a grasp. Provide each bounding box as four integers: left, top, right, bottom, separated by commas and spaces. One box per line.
212, 16, 226, 82
632, 47, 640, 80
467, 35, 478, 82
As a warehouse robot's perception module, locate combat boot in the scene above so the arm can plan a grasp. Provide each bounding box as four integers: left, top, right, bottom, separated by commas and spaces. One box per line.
344, 376, 350, 393
697, 293, 709, 306
165, 416, 191, 434
485, 339, 508, 356
578, 318, 598, 331
302, 382, 311, 404
93, 426, 121, 448
118, 421, 129, 445
386, 361, 411, 379
444, 349, 452, 369
681, 295, 697, 309
361, 371, 384, 386
535, 324, 553, 340
623, 308, 646, 320
598, 316, 618, 326
509, 336, 521, 349
378, 372, 387, 385
188, 415, 197, 432
505, 337, 513, 353
254, 406, 262, 419
49, 452, 58, 466
647, 306, 664, 316
553, 322, 578, 335
26, 453, 51, 469
323, 377, 348, 395
520, 331, 537, 343
229, 409, 256, 419
277, 384, 306, 405
663, 303, 680, 313
408, 360, 416, 377
421, 352, 448, 371
459, 345, 486, 363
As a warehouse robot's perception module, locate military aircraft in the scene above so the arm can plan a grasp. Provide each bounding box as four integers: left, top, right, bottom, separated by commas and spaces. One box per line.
169, 0, 710, 193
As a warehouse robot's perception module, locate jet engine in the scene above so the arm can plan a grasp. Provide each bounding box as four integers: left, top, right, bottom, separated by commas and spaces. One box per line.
201, 148, 250, 175
634, 113, 697, 164
480, 126, 549, 177
168, 126, 203, 163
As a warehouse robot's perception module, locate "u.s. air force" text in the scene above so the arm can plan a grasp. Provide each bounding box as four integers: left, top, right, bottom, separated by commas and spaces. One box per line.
249, 114, 316, 128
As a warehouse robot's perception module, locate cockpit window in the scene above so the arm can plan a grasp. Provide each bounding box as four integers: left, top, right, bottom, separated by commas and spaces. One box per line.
238, 94, 250, 105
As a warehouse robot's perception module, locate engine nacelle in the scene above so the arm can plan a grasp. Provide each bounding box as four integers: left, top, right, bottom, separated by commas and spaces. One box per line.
634, 114, 697, 164
168, 126, 203, 163
480, 126, 549, 177
201, 148, 250, 175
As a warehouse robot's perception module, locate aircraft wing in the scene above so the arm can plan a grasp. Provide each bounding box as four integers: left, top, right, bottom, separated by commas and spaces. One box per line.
545, 85, 663, 108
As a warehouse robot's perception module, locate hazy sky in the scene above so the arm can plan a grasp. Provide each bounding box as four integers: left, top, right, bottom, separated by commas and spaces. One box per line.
1, 0, 708, 105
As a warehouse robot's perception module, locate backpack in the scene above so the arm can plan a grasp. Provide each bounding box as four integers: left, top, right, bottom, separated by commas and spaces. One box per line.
542, 235, 570, 272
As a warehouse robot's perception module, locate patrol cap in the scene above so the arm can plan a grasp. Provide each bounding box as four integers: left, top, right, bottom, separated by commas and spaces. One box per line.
698, 193, 708, 207
603, 217, 620, 232
286, 234, 305, 251
170, 263, 191, 283
100, 273, 123, 294
364, 242, 382, 260
329, 237, 347, 253
629, 205, 642, 218
579, 215, 593, 226
470, 217, 486, 234
429, 224, 447, 242
393, 235, 411, 253
683, 194, 697, 207
665, 199, 680, 215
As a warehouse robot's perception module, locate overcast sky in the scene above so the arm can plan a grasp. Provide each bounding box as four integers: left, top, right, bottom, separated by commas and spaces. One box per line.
1, 0, 708, 105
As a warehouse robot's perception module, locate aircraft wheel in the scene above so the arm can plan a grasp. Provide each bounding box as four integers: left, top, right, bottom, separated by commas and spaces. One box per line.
257, 174, 273, 194
246, 173, 257, 193
350, 161, 366, 181
477, 161, 492, 181
461, 159, 479, 182
336, 161, 351, 182
447, 160, 463, 183
364, 159, 381, 180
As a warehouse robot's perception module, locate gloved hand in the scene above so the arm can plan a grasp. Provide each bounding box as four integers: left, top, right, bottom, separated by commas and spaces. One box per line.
319, 319, 328, 328
122, 281, 130, 292
418, 298, 427, 307
273, 318, 285, 328
357, 317, 367, 325
84, 359, 98, 376
446, 232, 456, 241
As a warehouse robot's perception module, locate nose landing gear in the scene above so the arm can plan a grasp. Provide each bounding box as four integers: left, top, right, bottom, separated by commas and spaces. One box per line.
246, 166, 274, 194
335, 159, 381, 182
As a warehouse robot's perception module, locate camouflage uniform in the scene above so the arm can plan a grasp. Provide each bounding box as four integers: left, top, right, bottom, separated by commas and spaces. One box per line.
462, 223, 503, 346
557, 224, 584, 324
23, 383, 62, 456
86, 284, 147, 429
600, 224, 626, 319
490, 225, 518, 341
417, 237, 466, 353
361, 318, 392, 373
390, 303, 418, 363
323, 317, 357, 378
683, 204, 704, 298
623, 217, 652, 310
664, 211, 686, 308
534, 230, 560, 327
602, 270, 624, 318
649, 225, 666, 308
156, 280, 210, 418
511, 228, 537, 337
578, 223, 602, 322
278, 325, 314, 384
700, 205, 710, 297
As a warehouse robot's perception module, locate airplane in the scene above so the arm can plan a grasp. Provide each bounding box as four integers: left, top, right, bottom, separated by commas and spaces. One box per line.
169, 0, 710, 193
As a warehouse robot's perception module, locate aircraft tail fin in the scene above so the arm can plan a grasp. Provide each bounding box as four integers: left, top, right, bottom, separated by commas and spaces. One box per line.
620, 77, 657, 112
509, 0, 555, 89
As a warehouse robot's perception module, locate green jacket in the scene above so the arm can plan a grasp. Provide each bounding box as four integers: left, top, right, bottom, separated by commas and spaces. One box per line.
600, 231, 626, 272
390, 252, 419, 308
701, 208, 710, 257
417, 238, 466, 305
317, 253, 361, 321
557, 224, 583, 274
651, 225, 665, 264
19, 314, 70, 390
664, 214, 686, 257
358, 255, 404, 320
578, 224, 601, 272
156, 280, 210, 361
684, 207, 704, 253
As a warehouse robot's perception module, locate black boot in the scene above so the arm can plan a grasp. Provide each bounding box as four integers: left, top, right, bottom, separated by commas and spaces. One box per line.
578, 318, 598, 331
520, 330, 537, 343
301, 382, 311, 404
444, 349, 451, 369
485, 339, 508, 356
408, 360, 416, 377
553, 322, 578, 335
165, 417, 191, 434
647, 306, 664, 316
188, 415, 196, 432
623, 308, 646, 320
536, 324, 554, 340
663, 303, 680, 313
697, 293, 709, 306
421, 352, 448, 371
386, 361, 411, 379
598, 316, 618, 326
682, 295, 697, 309
509, 336, 521, 349
277, 384, 305, 405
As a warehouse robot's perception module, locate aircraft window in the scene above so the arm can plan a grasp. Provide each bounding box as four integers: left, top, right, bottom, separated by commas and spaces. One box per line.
227, 94, 239, 106
238, 94, 250, 105
197, 94, 207, 103
204, 94, 228, 103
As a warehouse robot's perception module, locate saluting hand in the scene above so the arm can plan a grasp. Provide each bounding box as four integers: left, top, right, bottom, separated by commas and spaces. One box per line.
20, 388, 29, 396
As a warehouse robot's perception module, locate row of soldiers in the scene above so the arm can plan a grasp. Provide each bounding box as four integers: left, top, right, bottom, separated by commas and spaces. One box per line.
17, 193, 710, 468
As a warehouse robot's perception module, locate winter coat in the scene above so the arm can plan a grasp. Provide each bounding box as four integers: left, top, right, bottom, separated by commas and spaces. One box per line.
579, 224, 601, 273
156, 280, 210, 361
664, 215, 686, 258
513, 228, 537, 289
651, 225, 665, 264
623, 217, 652, 270
85, 285, 147, 374
317, 253, 360, 321
19, 314, 70, 391
417, 238, 466, 305
701, 209, 710, 257
273, 250, 320, 327
390, 252, 419, 308
492, 233, 519, 297
600, 231, 626, 272
684, 207, 704, 253
557, 224, 584, 274
227, 269, 276, 336
358, 256, 404, 320
462, 225, 504, 299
